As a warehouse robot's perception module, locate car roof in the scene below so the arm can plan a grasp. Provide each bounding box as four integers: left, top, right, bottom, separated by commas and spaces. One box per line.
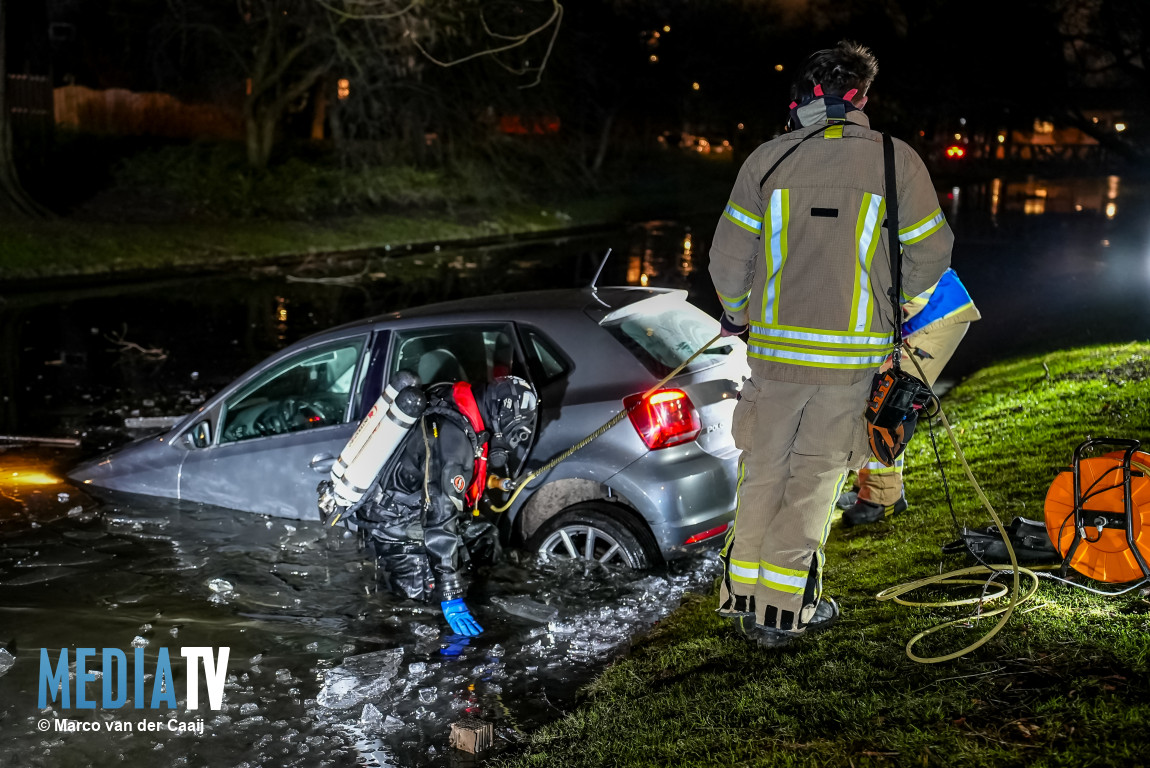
330, 286, 688, 332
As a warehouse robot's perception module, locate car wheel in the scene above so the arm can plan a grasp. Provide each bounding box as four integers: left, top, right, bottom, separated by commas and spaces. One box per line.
528, 502, 657, 569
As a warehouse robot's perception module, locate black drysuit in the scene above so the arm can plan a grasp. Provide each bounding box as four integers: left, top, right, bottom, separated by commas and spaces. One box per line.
354, 408, 498, 602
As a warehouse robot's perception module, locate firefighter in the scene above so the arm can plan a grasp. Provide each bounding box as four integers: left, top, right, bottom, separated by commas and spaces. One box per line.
841, 268, 981, 525
708, 41, 953, 647
320, 375, 538, 637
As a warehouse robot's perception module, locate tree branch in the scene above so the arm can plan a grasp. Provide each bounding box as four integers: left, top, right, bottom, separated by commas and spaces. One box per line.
409, 0, 561, 74
317, 0, 418, 22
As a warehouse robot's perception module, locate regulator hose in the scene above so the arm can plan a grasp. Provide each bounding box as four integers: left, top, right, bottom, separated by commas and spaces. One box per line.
489, 332, 724, 514
875, 351, 1040, 664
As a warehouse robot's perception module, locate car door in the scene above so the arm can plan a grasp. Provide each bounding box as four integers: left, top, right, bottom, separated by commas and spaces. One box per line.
385, 321, 534, 477
177, 332, 381, 519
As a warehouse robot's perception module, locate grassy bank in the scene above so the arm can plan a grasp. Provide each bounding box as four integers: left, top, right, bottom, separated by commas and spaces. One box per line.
0, 139, 735, 282
0, 204, 582, 281
500, 343, 1150, 768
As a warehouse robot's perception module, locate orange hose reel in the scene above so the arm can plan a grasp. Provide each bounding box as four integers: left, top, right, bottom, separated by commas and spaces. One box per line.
1044, 439, 1150, 583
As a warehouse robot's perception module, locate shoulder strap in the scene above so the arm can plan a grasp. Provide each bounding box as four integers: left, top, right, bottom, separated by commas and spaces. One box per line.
757, 124, 831, 189
451, 381, 486, 435
882, 133, 903, 367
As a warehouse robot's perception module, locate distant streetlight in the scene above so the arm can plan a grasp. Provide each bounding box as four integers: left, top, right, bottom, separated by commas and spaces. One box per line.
650, 55, 658, 63
337, 78, 350, 100
737, 123, 745, 130
691, 82, 700, 91
1115, 122, 1127, 132
663, 25, 671, 32
774, 64, 783, 72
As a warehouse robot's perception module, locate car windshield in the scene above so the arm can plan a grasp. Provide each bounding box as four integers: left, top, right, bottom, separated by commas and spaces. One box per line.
599, 293, 736, 378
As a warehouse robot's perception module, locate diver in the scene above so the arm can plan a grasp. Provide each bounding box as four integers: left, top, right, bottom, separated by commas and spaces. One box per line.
318, 374, 538, 637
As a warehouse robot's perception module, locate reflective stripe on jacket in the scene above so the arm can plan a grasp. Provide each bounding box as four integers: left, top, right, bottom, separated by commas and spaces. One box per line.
709, 106, 953, 385
902, 268, 981, 336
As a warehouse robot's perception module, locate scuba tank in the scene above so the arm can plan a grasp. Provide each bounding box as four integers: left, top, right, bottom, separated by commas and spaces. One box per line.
331, 370, 421, 484
331, 378, 427, 510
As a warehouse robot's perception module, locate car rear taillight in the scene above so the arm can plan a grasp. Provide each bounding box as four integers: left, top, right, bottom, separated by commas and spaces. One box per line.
623, 388, 701, 450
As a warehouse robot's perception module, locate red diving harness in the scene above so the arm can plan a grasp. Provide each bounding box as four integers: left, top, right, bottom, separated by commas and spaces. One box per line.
449, 382, 490, 513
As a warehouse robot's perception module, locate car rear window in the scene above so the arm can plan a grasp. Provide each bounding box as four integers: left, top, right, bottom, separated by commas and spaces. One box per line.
600, 293, 737, 378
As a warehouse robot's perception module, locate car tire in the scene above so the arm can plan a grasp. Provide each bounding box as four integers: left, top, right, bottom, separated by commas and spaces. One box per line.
527, 502, 659, 569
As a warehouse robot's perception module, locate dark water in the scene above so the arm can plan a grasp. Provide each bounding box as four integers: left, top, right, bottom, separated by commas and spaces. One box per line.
0, 223, 719, 767
1, 175, 1149, 766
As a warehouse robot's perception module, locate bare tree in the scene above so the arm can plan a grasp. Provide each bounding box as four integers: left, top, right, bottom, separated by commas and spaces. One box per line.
1056, 0, 1146, 157
162, 0, 563, 170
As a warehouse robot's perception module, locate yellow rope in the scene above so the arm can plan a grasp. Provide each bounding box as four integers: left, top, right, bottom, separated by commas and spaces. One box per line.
875, 351, 1039, 664
489, 332, 724, 514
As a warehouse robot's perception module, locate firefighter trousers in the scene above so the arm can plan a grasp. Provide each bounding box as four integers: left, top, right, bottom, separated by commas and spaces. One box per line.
720, 376, 871, 630
858, 321, 970, 507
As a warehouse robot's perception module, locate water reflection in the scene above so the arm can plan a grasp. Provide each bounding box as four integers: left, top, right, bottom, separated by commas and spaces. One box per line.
0, 469, 719, 767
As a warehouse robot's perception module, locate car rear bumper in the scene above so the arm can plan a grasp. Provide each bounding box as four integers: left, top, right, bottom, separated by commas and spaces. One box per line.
605, 443, 739, 559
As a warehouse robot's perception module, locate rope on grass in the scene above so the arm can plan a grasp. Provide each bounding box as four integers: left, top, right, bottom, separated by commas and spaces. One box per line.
875, 352, 1040, 664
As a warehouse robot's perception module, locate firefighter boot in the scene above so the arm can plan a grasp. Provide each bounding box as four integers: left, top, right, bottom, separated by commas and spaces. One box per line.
745, 597, 841, 649
836, 485, 859, 510
842, 494, 908, 526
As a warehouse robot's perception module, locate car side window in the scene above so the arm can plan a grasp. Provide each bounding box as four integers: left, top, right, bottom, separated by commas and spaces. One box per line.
218, 337, 367, 444
388, 325, 526, 386
521, 327, 570, 384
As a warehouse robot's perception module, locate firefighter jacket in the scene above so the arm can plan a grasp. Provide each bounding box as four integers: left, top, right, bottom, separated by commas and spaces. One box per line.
709, 106, 953, 385
355, 403, 478, 602
902, 268, 981, 337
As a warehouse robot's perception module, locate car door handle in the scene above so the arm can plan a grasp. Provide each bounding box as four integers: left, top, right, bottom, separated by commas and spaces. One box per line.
309, 453, 335, 473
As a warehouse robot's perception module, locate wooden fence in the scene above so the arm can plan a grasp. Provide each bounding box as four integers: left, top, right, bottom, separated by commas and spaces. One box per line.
52, 85, 242, 140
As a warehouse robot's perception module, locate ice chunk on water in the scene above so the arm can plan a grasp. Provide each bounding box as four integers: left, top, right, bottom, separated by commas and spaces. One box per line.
130, 636, 148, 648
208, 578, 236, 604
57, 492, 70, 503
417, 687, 436, 704
407, 662, 426, 678
239, 702, 259, 716
275, 669, 293, 684
209, 578, 234, 593
412, 624, 439, 639
360, 702, 384, 733
0, 649, 14, 679
316, 648, 403, 711
491, 595, 558, 623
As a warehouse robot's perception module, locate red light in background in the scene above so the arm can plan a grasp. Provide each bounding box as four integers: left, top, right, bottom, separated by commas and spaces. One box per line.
945, 145, 966, 159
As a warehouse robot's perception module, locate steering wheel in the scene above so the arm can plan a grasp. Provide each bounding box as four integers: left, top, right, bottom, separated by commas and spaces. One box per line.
283, 398, 329, 431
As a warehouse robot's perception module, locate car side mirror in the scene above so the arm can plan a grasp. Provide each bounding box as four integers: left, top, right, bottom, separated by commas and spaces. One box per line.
185, 420, 212, 449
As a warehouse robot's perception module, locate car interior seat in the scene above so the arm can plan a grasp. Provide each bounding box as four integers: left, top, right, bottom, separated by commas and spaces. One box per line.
418, 348, 467, 385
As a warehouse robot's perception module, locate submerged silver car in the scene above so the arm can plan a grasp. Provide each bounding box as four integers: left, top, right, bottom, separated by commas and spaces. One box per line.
69, 287, 748, 567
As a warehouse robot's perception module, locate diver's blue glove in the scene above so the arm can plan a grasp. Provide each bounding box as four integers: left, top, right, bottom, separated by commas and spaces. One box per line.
441, 599, 483, 637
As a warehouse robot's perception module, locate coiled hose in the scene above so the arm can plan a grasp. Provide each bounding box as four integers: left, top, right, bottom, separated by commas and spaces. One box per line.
875, 352, 1039, 664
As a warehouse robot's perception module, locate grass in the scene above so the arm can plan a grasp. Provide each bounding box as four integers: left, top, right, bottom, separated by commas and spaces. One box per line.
0, 139, 735, 282
497, 342, 1150, 768
0, 205, 577, 281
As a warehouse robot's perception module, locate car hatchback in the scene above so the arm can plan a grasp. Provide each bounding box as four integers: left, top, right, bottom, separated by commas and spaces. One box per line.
69, 287, 748, 568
